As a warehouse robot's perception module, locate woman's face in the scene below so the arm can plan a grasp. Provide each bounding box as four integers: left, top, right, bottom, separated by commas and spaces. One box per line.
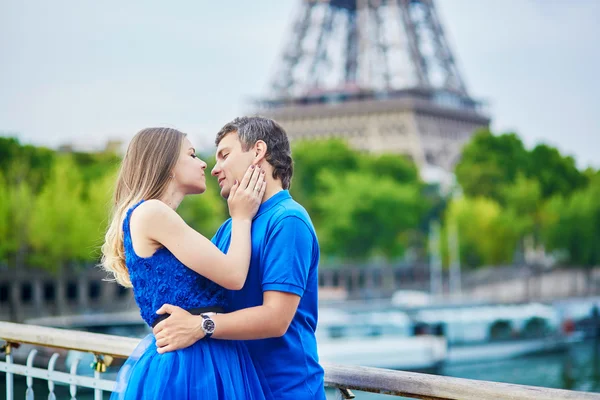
171, 137, 208, 195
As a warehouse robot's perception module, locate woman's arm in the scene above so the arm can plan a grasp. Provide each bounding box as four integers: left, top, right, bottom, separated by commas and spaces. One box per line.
132, 165, 265, 290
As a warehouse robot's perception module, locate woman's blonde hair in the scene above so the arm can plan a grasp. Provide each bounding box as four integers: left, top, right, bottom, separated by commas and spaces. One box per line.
100, 127, 186, 287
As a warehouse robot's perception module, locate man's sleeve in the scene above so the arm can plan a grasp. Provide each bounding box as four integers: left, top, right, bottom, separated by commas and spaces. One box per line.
211, 219, 229, 245
262, 216, 313, 296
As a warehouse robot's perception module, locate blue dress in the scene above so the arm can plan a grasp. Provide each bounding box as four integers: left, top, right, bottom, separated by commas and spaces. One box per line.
110, 200, 271, 400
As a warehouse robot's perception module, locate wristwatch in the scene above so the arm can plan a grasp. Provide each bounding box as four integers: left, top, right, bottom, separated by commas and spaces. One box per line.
200, 314, 216, 338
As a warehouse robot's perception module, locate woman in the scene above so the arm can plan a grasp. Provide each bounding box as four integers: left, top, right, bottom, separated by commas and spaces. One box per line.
101, 127, 270, 399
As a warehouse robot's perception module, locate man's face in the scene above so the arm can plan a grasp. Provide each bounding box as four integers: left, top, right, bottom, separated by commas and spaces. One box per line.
211, 132, 255, 199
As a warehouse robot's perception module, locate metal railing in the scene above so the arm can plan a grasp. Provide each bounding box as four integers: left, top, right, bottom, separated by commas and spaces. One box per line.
1, 321, 600, 400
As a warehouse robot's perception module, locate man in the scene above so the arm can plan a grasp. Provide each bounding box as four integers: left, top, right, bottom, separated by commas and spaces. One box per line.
152, 116, 326, 399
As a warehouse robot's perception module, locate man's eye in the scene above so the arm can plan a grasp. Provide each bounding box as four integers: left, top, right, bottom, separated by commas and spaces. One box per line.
223, 154, 229, 160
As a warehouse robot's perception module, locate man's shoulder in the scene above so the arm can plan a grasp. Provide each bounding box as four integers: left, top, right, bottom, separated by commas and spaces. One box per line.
212, 218, 233, 241
269, 198, 314, 228
218, 218, 233, 229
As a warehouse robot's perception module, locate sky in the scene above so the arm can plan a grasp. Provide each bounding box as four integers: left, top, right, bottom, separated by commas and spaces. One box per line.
1, 0, 599, 168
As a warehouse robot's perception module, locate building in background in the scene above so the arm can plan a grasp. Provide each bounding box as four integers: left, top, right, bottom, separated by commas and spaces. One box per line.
257, 0, 490, 186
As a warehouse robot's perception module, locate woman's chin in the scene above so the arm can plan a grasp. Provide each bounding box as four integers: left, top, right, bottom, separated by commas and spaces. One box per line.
188, 186, 207, 195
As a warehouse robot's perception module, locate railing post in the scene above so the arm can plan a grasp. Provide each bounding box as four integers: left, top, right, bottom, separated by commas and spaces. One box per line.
26, 349, 38, 400
47, 352, 60, 400
92, 353, 113, 400
3, 342, 14, 400
69, 356, 81, 400
337, 388, 356, 399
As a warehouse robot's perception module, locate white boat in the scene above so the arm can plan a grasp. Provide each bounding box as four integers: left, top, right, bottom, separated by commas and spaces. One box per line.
411, 303, 574, 364
316, 308, 447, 371
552, 296, 600, 339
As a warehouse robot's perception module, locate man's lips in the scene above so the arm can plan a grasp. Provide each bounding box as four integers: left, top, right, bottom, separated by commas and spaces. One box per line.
218, 178, 225, 187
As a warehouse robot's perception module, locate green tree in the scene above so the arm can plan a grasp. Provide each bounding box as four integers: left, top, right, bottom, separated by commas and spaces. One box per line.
0, 170, 36, 321
0, 170, 36, 268
445, 197, 522, 268
456, 130, 587, 204
0, 136, 55, 193
526, 144, 587, 198
85, 167, 119, 261
543, 176, 600, 268
6, 182, 35, 266
290, 138, 430, 262
583, 167, 599, 182
291, 139, 360, 223
29, 156, 91, 270
72, 150, 121, 192
501, 173, 543, 252
0, 172, 11, 264
360, 153, 420, 184
316, 171, 423, 260
455, 130, 529, 202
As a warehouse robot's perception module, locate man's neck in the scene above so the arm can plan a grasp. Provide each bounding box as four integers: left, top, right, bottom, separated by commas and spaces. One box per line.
262, 181, 284, 204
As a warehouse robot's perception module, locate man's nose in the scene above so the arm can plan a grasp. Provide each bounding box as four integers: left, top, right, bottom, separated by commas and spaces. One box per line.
211, 164, 219, 176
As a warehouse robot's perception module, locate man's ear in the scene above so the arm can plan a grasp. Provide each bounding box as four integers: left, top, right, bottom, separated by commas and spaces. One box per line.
253, 140, 268, 163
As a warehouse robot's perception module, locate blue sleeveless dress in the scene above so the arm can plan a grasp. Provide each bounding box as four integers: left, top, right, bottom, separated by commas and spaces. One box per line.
110, 200, 271, 400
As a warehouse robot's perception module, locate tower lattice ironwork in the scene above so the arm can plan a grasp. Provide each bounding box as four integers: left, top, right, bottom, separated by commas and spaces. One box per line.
258, 0, 490, 174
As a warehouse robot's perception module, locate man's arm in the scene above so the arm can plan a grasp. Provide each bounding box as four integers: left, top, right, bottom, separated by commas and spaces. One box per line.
153, 291, 300, 352
211, 290, 300, 340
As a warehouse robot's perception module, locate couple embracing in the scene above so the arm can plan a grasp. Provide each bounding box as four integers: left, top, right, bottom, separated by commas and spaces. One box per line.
101, 116, 326, 399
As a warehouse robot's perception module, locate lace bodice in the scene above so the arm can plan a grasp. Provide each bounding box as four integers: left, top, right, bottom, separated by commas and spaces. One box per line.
122, 200, 227, 326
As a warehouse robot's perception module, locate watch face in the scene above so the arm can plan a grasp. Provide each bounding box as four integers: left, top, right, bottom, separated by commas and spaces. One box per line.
203, 318, 216, 334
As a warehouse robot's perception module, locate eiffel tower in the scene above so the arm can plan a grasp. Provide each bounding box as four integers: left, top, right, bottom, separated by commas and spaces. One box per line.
257, 0, 490, 173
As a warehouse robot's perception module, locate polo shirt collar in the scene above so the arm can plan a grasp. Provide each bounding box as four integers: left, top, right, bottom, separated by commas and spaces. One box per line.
255, 190, 290, 219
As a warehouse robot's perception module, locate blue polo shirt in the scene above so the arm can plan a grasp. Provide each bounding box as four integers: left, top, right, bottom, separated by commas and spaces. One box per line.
212, 190, 325, 399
